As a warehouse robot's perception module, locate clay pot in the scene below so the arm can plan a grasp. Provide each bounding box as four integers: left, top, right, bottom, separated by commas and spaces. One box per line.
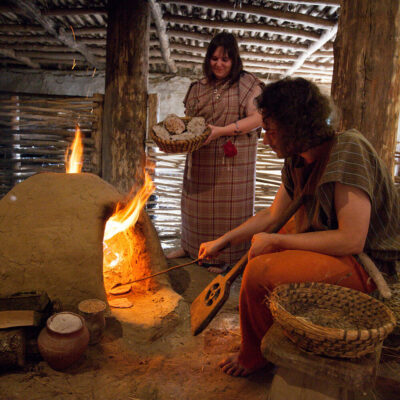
78, 299, 107, 345
37, 312, 89, 370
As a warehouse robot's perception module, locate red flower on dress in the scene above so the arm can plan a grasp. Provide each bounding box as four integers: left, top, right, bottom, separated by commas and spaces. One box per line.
223, 140, 237, 158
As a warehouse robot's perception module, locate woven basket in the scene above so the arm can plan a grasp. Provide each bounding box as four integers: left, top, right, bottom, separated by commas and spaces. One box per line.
378, 282, 400, 335
151, 116, 210, 154
269, 282, 397, 358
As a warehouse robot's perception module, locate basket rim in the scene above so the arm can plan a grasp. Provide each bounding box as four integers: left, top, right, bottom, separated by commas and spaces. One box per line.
151, 117, 210, 146
270, 282, 397, 341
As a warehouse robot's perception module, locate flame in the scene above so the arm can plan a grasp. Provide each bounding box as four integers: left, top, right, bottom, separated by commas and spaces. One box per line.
65, 125, 83, 173
103, 172, 155, 276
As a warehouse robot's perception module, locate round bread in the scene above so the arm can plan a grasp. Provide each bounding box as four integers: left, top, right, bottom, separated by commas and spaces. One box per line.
164, 114, 186, 134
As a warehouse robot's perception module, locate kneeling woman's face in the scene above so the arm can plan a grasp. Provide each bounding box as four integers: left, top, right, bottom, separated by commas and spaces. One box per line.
262, 118, 287, 158
210, 46, 232, 80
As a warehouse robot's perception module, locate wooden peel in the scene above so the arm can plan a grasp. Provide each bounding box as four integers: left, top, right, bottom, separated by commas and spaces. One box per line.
190, 194, 305, 336
110, 258, 200, 289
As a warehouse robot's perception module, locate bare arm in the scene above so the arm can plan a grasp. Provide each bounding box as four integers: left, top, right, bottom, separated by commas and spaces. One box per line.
204, 84, 263, 145
198, 184, 292, 259
249, 182, 371, 259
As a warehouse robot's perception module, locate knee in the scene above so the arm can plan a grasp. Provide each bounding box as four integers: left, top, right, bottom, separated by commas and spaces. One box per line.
242, 256, 271, 294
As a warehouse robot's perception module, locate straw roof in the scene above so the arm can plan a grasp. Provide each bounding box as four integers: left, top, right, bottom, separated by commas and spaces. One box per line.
0, 0, 339, 84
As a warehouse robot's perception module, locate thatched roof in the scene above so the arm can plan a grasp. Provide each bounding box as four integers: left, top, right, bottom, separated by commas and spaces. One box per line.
0, 0, 339, 84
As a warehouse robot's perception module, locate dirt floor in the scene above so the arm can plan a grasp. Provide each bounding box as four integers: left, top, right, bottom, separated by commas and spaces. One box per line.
1, 257, 400, 400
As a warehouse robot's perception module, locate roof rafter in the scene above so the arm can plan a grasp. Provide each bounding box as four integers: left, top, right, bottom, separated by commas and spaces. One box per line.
9, 0, 100, 68
166, 29, 309, 51
164, 14, 321, 41
162, 0, 336, 29
0, 47, 40, 68
284, 24, 337, 77
149, 0, 177, 74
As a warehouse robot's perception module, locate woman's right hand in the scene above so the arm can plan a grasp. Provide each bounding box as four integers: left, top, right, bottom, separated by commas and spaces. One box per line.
204, 125, 224, 145
198, 238, 227, 261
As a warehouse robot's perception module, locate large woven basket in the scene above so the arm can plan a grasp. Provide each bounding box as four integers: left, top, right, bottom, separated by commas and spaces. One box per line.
151, 116, 210, 154
378, 282, 400, 335
269, 282, 397, 358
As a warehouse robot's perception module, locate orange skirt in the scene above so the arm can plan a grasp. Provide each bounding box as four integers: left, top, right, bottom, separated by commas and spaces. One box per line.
238, 248, 376, 370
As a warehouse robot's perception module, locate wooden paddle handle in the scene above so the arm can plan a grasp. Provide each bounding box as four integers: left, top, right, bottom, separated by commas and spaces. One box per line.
224, 194, 305, 284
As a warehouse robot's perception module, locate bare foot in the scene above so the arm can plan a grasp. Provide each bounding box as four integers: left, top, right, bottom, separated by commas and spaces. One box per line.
166, 248, 187, 259
219, 354, 268, 377
207, 265, 229, 274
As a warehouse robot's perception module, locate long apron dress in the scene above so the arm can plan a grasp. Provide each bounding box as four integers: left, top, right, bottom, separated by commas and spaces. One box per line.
181, 71, 263, 266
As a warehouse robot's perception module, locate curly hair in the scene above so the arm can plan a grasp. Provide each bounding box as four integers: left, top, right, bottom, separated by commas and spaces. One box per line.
256, 77, 335, 155
204, 32, 243, 84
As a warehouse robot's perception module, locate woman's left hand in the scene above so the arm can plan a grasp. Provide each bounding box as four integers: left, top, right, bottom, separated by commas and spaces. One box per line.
204, 124, 224, 145
248, 233, 281, 261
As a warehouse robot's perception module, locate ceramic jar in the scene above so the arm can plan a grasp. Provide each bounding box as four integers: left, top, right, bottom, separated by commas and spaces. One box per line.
78, 299, 107, 345
37, 312, 89, 370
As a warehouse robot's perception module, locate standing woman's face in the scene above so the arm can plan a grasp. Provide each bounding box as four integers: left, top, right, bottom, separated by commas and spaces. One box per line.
210, 46, 232, 80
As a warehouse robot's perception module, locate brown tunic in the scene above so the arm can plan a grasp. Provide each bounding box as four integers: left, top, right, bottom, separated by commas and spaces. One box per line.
282, 129, 400, 275
182, 72, 263, 265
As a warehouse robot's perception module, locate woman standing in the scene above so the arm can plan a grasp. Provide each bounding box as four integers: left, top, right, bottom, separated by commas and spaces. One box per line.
167, 32, 264, 273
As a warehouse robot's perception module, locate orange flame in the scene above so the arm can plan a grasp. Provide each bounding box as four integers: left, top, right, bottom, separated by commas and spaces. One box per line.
65, 125, 83, 173
103, 172, 155, 272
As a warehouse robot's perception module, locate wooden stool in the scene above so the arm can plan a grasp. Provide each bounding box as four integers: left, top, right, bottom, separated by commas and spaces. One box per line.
261, 323, 381, 400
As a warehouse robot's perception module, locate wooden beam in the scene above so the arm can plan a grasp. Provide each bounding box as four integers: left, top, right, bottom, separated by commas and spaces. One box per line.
167, 29, 309, 51
72, 27, 107, 35
262, 0, 340, 6
284, 25, 337, 76
42, 8, 107, 16
0, 48, 39, 68
0, 44, 106, 56
148, 0, 177, 73
0, 34, 59, 44
168, 43, 299, 61
102, 0, 150, 192
163, 14, 321, 41
162, 0, 336, 29
10, 0, 100, 68
331, 0, 400, 174
0, 24, 44, 33
18, 51, 85, 61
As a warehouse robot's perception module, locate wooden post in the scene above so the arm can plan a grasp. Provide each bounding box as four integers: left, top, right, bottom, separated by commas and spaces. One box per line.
102, 0, 149, 193
147, 93, 159, 140
92, 93, 104, 176
331, 0, 400, 174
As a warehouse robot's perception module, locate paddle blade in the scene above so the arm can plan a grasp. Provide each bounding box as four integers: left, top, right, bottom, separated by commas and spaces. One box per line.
190, 274, 231, 336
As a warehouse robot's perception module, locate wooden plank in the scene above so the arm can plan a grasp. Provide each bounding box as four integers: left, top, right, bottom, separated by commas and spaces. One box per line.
0, 310, 42, 329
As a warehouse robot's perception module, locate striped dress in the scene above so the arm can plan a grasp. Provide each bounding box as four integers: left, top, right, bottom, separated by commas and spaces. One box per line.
282, 129, 400, 275
181, 72, 263, 265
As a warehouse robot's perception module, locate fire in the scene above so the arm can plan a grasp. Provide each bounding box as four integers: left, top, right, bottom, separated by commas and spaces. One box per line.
65, 125, 83, 173
103, 172, 155, 286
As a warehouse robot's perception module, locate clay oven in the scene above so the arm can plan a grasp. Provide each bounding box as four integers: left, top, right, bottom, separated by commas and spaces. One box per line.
0, 172, 185, 340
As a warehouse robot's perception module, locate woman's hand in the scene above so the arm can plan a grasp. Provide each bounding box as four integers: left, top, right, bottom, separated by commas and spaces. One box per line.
204, 125, 225, 145
248, 233, 281, 260
198, 238, 227, 261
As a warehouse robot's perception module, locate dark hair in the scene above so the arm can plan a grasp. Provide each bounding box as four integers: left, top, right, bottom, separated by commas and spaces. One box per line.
256, 77, 335, 155
204, 32, 243, 84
